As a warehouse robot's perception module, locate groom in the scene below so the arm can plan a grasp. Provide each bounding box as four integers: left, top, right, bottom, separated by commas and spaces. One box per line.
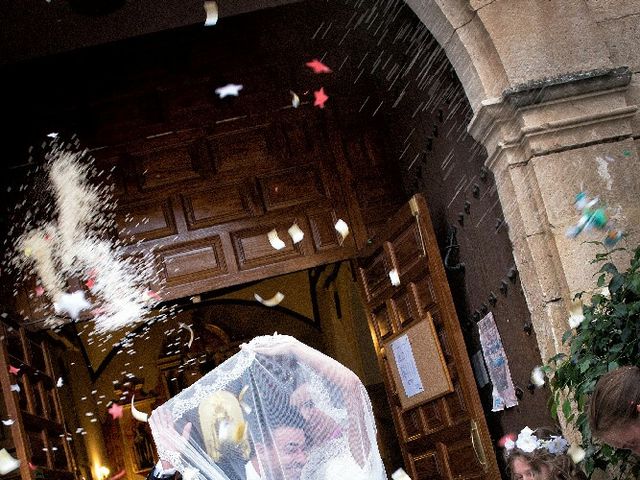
147, 405, 308, 480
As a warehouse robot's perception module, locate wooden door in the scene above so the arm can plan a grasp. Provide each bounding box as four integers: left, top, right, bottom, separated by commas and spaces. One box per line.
0, 320, 77, 480
357, 194, 500, 479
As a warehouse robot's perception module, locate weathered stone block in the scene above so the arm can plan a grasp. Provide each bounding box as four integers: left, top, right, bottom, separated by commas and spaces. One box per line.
477, 0, 612, 85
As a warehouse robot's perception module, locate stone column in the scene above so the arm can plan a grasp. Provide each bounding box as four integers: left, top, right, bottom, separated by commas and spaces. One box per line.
468, 67, 640, 363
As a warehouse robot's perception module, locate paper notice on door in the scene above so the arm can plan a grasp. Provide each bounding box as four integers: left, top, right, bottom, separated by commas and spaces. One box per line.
390, 334, 424, 398
478, 312, 518, 411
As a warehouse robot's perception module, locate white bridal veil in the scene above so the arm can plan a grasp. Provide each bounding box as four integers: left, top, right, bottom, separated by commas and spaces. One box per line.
149, 334, 387, 480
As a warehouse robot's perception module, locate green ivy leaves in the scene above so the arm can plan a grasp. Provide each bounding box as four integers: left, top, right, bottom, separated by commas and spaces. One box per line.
545, 244, 640, 478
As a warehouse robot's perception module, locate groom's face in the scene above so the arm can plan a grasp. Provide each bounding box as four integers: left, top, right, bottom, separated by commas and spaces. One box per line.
260, 426, 307, 480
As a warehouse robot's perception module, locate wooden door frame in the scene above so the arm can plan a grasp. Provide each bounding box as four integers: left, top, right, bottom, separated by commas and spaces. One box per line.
355, 193, 500, 478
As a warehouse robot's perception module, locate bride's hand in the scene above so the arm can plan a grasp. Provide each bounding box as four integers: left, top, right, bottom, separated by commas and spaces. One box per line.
150, 408, 192, 470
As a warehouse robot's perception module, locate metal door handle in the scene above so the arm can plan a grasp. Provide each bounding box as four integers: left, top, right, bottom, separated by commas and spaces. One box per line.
470, 419, 488, 470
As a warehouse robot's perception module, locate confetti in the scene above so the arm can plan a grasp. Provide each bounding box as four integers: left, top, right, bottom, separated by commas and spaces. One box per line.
334, 219, 349, 242
1, 419, 14, 426
389, 269, 400, 286
10, 385, 20, 393
530, 366, 545, 387
54, 291, 91, 320
12, 150, 161, 333
56, 377, 63, 388
215, 83, 243, 99
108, 403, 123, 420
568, 299, 585, 329
313, 87, 329, 109
35, 286, 45, 297
391, 468, 412, 480
179, 322, 195, 349
568, 444, 586, 463
8, 365, 20, 375
0, 449, 20, 475
290, 90, 300, 108
267, 229, 286, 250
203, 1, 218, 26
254, 292, 285, 307
131, 396, 149, 422
287, 224, 304, 244
306, 59, 332, 74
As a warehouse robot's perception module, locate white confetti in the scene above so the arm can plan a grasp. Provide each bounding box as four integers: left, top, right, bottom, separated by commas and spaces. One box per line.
214, 83, 243, 99
203, 1, 218, 26
392, 469, 412, 480
0, 448, 20, 475
1, 419, 14, 426
568, 299, 585, 329
530, 366, 545, 387
54, 291, 91, 320
131, 395, 149, 423
334, 219, 349, 242
389, 269, 400, 286
10, 384, 20, 393
290, 90, 300, 108
254, 292, 285, 307
179, 322, 195, 349
287, 224, 304, 244
568, 444, 586, 463
267, 229, 286, 250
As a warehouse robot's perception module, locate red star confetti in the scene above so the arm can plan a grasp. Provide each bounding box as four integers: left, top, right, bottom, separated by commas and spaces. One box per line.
108, 403, 124, 420
35, 286, 45, 297
8, 365, 20, 375
314, 88, 329, 109
306, 59, 332, 74
85, 277, 95, 289
29, 463, 38, 471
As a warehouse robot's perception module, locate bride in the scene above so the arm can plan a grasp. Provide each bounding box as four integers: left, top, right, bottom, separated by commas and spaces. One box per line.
149, 334, 386, 480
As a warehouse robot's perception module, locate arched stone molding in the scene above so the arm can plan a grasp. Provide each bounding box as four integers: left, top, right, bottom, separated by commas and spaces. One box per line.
468, 69, 640, 363
403, 0, 640, 366
403, 0, 509, 111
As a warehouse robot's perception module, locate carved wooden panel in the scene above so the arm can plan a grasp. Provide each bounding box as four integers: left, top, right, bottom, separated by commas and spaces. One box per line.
131, 142, 206, 191
207, 124, 275, 176
307, 210, 341, 252
443, 437, 484, 478
232, 223, 304, 270
391, 290, 418, 327
258, 165, 328, 211
359, 249, 392, 304
158, 238, 227, 285
181, 183, 257, 230
372, 304, 393, 340
411, 451, 442, 480
117, 198, 177, 243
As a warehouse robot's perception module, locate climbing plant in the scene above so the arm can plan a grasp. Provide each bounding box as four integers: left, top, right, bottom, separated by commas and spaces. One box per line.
545, 243, 640, 478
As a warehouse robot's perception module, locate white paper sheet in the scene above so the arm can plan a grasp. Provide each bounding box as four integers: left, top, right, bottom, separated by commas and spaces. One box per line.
390, 334, 424, 398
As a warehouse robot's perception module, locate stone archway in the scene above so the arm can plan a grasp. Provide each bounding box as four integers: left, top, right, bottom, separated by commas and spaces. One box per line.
401, 0, 640, 367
